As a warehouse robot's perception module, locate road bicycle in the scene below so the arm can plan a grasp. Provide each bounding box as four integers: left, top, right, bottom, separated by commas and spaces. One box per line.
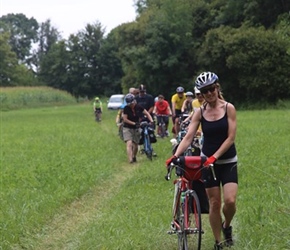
140, 121, 154, 160
165, 156, 216, 250
94, 109, 102, 122
156, 114, 169, 138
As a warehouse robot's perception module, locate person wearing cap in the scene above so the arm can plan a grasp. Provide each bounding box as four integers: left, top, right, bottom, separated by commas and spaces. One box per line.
171, 86, 186, 137
192, 87, 205, 112
135, 85, 155, 116
123, 93, 154, 163
166, 72, 238, 250
93, 97, 103, 121
181, 91, 194, 114
135, 85, 157, 156
136, 84, 157, 157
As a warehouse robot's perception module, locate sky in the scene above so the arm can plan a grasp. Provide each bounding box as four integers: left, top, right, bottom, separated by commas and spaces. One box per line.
0, 0, 137, 38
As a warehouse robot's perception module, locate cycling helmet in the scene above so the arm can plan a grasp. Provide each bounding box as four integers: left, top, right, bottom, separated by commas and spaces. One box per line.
185, 91, 194, 97
125, 93, 135, 105
95, 97, 99, 101
194, 87, 200, 94
176, 86, 184, 93
195, 72, 218, 90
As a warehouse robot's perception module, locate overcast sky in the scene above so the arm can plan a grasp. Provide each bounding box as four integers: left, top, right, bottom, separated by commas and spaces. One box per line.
0, 0, 137, 38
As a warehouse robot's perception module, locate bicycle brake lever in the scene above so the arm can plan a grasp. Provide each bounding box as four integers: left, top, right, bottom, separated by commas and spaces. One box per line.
209, 164, 217, 180
165, 163, 174, 181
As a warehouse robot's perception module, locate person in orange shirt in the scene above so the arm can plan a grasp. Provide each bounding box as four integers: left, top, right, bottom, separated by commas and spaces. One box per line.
153, 95, 172, 136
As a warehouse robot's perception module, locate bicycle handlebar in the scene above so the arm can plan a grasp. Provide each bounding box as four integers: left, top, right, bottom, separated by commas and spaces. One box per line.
165, 156, 216, 181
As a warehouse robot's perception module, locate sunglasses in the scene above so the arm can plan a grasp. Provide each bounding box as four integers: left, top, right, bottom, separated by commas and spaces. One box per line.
200, 85, 216, 94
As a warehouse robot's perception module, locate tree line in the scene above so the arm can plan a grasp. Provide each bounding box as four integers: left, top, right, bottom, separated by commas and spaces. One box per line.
1, 0, 290, 105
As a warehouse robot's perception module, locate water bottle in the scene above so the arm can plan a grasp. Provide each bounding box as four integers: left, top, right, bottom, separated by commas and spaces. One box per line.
181, 191, 186, 204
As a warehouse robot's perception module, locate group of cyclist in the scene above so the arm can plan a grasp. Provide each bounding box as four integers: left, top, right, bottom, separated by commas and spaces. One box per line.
94, 71, 238, 250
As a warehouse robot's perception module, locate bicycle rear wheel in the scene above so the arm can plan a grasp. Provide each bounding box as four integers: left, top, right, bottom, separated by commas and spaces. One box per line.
183, 190, 202, 250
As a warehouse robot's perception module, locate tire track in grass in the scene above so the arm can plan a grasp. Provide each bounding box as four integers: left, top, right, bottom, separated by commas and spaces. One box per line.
33, 162, 138, 250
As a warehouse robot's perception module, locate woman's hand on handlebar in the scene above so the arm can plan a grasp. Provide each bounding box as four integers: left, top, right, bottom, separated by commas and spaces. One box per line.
165, 155, 178, 167
203, 156, 217, 168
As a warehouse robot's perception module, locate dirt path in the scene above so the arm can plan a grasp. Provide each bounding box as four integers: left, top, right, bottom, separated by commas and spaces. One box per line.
33, 163, 138, 250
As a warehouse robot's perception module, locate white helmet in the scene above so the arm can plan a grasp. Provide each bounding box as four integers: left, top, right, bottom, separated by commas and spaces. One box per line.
176, 86, 184, 93
195, 72, 218, 90
194, 87, 200, 94
185, 91, 194, 97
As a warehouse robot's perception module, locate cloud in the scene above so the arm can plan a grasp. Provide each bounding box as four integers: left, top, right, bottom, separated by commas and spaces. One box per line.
1, 0, 137, 38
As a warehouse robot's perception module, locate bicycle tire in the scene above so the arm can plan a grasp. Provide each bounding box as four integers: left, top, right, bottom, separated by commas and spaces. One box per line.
144, 134, 153, 160
161, 123, 166, 138
172, 186, 184, 250
183, 190, 202, 250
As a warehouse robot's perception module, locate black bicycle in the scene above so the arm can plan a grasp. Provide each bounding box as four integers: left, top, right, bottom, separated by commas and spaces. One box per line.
94, 109, 102, 122
140, 121, 154, 160
156, 114, 169, 138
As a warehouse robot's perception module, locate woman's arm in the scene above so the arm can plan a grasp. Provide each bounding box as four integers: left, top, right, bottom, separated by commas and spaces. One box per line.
171, 101, 176, 117
181, 100, 187, 113
123, 113, 136, 126
174, 109, 201, 157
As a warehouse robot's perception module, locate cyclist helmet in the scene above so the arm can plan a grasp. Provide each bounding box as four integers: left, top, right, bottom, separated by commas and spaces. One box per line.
176, 86, 184, 93
125, 93, 135, 105
194, 87, 200, 94
195, 72, 218, 90
95, 97, 99, 101
185, 91, 194, 97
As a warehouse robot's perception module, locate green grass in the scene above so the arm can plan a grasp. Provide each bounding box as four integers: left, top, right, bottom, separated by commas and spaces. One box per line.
1, 105, 290, 250
0, 87, 77, 110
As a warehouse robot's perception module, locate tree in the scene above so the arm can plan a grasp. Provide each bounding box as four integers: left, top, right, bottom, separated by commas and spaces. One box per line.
0, 13, 38, 64
198, 25, 290, 103
31, 19, 61, 72
98, 28, 124, 95
38, 40, 70, 90
117, 0, 200, 97
0, 32, 21, 86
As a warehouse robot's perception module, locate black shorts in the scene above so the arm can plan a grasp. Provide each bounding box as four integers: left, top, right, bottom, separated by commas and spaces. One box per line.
157, 115, 169, 125
202, 162, 238, 188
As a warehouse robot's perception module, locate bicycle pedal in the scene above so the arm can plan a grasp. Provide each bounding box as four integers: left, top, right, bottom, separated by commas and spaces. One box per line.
167, 230, 176, 235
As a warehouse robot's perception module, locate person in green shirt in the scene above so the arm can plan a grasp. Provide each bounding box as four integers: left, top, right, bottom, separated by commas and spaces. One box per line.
93, 97, 103, 121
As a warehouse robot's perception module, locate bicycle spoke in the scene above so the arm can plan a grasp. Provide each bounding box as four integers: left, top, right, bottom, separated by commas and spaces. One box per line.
185, 191, 202, 250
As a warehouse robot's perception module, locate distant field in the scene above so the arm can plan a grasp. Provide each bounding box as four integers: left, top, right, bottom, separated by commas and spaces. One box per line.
0, 102, 289, 249
0, 86, 77, 110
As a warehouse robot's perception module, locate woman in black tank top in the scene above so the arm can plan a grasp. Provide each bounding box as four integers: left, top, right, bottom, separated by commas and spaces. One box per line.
166, 72, 238, 249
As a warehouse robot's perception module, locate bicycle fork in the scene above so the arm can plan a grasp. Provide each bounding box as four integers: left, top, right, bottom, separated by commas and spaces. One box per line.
168, 180, 184, 235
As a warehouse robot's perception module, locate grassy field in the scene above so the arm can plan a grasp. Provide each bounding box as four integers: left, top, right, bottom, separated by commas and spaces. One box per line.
1, 102, 290, 249
0, 87, 77, 111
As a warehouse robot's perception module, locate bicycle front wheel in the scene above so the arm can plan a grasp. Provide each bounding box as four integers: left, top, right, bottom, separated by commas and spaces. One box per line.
183, 190, 202, 250
144, 134, 153, 160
